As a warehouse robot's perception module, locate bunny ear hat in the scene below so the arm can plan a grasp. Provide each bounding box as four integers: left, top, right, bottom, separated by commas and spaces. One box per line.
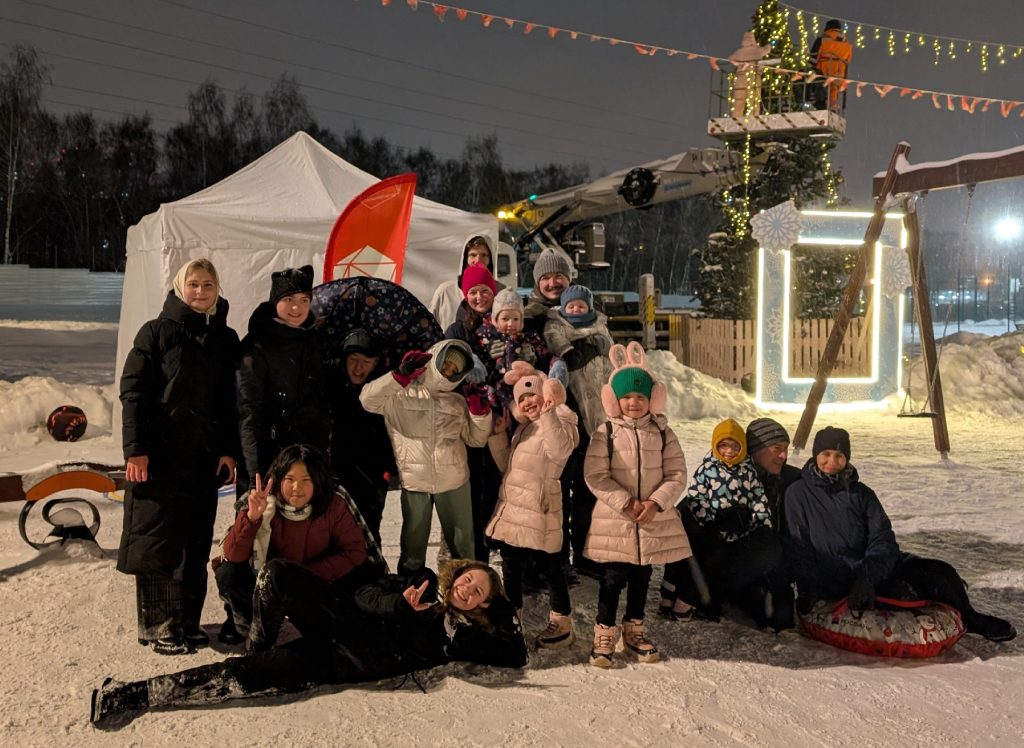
600, 341, 667, 418
503, 360, 566, 423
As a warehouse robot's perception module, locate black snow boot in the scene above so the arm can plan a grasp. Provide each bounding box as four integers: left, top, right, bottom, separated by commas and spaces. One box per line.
964, 611, 1017, 642
90, 677, 149, 730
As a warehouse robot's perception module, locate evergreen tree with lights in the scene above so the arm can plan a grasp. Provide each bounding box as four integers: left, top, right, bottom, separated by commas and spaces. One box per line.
691, 0, 847, 319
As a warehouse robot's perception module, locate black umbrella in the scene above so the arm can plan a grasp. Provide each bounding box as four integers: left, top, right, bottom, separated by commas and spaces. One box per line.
312, 277, 444, 371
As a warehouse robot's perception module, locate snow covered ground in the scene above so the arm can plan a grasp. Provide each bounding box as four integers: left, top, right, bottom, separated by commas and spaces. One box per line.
1, 314, 1022, 747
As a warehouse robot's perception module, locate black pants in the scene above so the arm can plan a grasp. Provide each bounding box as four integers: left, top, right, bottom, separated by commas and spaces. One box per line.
499, 545, 571, 615
560, 431, 596, 566
249, 559, 338, 648
596, 562, 653, 626
467, 445, 502, 562
214, 560, 257, 636
666, 529, 794, 631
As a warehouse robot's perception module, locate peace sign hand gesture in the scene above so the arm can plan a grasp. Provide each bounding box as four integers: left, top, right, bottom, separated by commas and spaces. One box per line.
402, 580, 433, 612
246, 473, 274, 523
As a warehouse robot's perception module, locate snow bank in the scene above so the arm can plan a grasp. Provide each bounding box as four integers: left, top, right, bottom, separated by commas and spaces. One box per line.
907, 331, 1024, 416
647, 350, 759, 421
0, 377, 115, 451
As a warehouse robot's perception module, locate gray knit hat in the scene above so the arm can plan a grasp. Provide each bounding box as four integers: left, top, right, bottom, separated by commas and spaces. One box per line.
532, 249, 573, 284
745, 418, 790, 454
560, 285, 593, 311
492, 288, 524, 316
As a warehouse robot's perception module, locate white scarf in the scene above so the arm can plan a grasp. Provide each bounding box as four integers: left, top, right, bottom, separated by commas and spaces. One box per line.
250, 498, 312, 571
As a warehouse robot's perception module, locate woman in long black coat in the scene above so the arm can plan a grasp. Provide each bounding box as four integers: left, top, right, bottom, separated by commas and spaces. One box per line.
91, 560, 528, 728
118, 258, 240, 655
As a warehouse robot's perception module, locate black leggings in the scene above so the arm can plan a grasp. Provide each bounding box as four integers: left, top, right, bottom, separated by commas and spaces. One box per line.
498, 546, 572, 615
596, 562, 653, 626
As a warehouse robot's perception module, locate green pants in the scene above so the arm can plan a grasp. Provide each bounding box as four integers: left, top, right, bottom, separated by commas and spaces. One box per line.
399, 483, 475, 572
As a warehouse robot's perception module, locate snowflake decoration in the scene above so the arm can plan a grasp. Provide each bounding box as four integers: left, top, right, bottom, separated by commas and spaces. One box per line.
751, 199, 803, 253
882, 245, 913, 299
764, 309, 786, 341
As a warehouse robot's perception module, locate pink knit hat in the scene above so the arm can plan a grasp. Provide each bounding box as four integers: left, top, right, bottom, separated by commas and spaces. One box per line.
460, 265, 496, 298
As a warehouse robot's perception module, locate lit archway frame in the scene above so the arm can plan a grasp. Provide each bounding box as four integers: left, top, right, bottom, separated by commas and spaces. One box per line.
755, 210, 908, 410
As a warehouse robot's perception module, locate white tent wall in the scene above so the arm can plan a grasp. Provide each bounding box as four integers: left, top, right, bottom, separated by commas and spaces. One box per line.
113, 131, 496, 437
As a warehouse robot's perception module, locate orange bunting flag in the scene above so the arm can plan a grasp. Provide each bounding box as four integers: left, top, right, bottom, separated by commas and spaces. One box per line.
791, 72, 804, 81
524, 23, 534, 34
609, 38, 621, 46
591, 35, 600, 42
406, 0, 418, 8
456, 9, 467, 21
381, 0, 391, 6
961, 97, 978, 113
982, 100, 992, 112
900, 88, 912, 96
481, 14, 493, 26
1000, 101, 1018, 117
911, 90, 924, 100
839, 80, 850, 92
548, 27, 559, 39
855, 82, 865, 97
666, 49, 678, 56
687, 53, 698, 60
874, 85, 894, 97
709, 58, 719, 70
433, 5, 447, 21
932, 94, 941, 109
570, 31, 579, 40
635, 44, 649, 55
504, 18, 514, 28
946, 95, 955, 111
323, 174, 417, 285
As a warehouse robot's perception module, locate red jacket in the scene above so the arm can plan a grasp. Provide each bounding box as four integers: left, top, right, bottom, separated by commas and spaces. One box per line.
223, 492, 368, 582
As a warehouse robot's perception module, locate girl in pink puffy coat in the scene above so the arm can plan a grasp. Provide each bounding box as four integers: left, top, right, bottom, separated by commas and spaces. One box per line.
583, 342, 691, 668
485, 362, 579, 650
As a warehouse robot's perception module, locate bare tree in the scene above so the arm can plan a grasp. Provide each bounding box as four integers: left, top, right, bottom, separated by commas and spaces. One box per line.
0, 45, 50, 264
263, 74, 313, 147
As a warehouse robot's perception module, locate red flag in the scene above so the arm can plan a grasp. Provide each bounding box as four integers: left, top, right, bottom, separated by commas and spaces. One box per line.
323, 174, 417, 283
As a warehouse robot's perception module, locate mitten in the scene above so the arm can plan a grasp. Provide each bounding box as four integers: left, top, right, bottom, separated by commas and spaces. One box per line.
847, 576, 875, 614
393, 350, 432, 386
562, 338, 599, 370
487, 339, 507, 360
464, 353, 488, 384
463, 383, 491, 416
548, 359, 568, 386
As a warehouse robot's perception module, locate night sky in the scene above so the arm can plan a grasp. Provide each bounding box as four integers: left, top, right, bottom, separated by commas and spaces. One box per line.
4, 0, 1024, 237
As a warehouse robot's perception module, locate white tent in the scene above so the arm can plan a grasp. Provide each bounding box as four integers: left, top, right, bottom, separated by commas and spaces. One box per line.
115, 131, 496, 416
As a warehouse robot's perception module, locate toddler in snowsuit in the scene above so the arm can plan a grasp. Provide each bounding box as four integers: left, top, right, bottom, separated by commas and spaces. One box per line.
665, 418, 793, 630
583, 342, 691, 667
477, 288, 551, 417
360, 339, 492, 572
485, 362, 579, 649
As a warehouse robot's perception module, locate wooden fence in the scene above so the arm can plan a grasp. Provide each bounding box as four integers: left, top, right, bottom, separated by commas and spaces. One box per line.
612, 313, 871, 386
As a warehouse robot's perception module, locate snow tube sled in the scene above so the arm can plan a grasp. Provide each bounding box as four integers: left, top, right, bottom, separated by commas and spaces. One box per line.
800, 596, 964, 658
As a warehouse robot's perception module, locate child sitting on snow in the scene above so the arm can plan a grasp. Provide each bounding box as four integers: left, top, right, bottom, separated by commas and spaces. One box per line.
664, 418, 793, 631
582, 342, 691, 667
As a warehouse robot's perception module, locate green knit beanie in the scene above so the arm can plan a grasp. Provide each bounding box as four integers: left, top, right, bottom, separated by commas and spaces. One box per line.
610, 368, 654, 399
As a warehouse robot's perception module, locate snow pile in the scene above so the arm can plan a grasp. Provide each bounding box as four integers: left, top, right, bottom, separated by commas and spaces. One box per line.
0, 377, 115, 451
647, 349, 759, 421
908, 331, 1024, 416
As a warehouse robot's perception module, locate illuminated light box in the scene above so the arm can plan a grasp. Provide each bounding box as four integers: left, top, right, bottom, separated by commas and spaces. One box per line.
753, 209, 909, 410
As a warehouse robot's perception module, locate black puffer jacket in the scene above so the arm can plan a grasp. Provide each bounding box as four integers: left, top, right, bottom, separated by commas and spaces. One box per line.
781, 460, 903, 601
330, 570, 528, 682
117, 291, 240, 575
754, 462, 802, 533
236, 302, 330, 492
329, 365, 396, 501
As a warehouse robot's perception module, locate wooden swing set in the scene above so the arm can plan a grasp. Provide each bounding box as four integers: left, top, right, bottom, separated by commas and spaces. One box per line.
793, 141, 1024, 457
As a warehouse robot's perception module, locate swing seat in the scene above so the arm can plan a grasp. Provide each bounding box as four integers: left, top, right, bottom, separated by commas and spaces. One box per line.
897, 411, 938, 419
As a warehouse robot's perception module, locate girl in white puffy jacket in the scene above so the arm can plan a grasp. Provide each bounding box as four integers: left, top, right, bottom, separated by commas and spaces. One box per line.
485, 362, 579, 650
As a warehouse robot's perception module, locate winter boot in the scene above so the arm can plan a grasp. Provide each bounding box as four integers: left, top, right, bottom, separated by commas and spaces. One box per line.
218, 605, 245, 645
183, 627, 210, 649
90, 677, 149, 730
138, 637, 191, 656
965, 610, 1017, 642
535, 611, 575, 649
589, 624, 618, 668
621, 619, 659, 663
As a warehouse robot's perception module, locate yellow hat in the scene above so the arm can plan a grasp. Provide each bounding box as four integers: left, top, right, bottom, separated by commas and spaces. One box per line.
711, 418, 747, 467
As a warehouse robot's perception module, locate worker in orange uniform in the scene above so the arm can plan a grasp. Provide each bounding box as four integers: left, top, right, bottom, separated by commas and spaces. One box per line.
810, 20, 852, 109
